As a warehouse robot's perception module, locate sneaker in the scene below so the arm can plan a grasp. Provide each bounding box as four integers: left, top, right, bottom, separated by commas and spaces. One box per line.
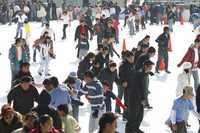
38, 72, 42, 76
62, 37, 66, 40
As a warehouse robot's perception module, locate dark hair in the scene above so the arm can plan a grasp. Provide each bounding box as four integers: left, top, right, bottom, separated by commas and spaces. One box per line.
24, 111, 38, 121
45, 23, 50, 27
164, 26, 169, 32
43, 79, 51, 86
144, 35, 150, 39
49, 77, 59, 88
102, 80, 111, 88
39, 114, 52, 126
57, 104, 69, 114
84, 71, 94, 79
98, 112, 118, 133
15, 38, 21, 44
20, 76, 32, 83
64, 77, 76, 85
20, 62, 30, 69
148, 47, 156, 54
85, 52, 95, 60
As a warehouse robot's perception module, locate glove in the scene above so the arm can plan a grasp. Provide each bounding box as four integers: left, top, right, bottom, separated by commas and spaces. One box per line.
149, 72, 154, 76
92, 110, 99, 118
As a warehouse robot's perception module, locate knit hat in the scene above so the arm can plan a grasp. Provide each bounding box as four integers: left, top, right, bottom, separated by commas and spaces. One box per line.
182, 62, 192, 70
69, 72, 77, 78
183, 86, 194, 97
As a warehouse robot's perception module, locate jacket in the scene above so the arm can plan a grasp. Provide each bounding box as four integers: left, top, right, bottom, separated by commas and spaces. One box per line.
32, 90, 62, 132
77, 58, 93, 80
82, 80, 104, 111
135, 54, 150, 71
176, 71, 190, 97
155, 33, 169, 49
0, 112, 23, 133
178, 47, 200, 68
7, 85, 39, 115
95, 52, 109, 70
98, 67, 119, 88
74, 25, 92, 41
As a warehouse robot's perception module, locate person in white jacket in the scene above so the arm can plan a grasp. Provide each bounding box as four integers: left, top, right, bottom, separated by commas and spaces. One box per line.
60, 10, 71, 40
38, 37, 52, 76
176, 62, 192, 97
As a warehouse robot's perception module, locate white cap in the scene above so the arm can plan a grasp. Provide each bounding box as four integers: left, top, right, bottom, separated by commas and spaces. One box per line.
183, 62, 192, 70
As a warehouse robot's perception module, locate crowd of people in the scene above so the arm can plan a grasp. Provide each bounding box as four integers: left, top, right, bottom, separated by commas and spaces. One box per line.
0, 0, 200, 133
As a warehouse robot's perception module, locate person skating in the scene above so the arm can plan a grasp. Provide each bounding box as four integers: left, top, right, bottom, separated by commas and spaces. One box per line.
81, 71, 105, 133
169, 86, 200, 133
41, 23, 55, 41
14, 11, 27, 39
94, 18, 105, 49
60, 10, 71, 40
155, 26, 171, 74
125, 60, 154, 133
7, 76, 39, 115
177, 39, 200, 91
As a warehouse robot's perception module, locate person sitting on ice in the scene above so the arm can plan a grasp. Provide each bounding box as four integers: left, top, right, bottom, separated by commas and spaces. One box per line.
177, 38, 200, 91
168, 86, 200, 133
176, 62, 192, 97
102, 80, 127, 112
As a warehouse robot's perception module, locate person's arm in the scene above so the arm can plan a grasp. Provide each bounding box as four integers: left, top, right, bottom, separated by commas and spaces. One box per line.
170, 110, 176, 125
177, 48, 191, 67
7, 89, 15, 104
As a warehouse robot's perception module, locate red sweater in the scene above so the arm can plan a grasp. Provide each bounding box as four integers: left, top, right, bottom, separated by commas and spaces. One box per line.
178, 47, 200, 68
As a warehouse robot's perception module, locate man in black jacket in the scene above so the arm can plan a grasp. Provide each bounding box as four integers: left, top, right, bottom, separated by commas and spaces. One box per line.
32, 89, 62, 132
116, 51, 135, 116
155, 26, 171, 74
125, 60, 154, 133
7, 76, 39, 115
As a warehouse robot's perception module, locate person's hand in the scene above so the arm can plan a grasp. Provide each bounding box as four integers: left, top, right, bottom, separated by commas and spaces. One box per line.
122, 82, 128, 88
141, 100, 146, 106
171, 124, 177, 132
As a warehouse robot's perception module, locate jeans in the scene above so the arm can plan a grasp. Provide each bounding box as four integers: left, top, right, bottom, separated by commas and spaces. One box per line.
192, 70, 199, 91
15, 23, 23, 38
72, 104, 79, 121
89, 107, 105, 133
168, 19, 174, 32
128, 21, 135, 35
38, 56, 50, 75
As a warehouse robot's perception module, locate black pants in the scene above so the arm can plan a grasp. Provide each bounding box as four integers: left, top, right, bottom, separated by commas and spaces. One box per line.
62, 24, 68, 38
125, 101, 144, 133
171, 121, 187, 133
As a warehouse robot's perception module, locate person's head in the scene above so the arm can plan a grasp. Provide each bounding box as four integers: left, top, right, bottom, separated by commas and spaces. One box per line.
147, 47, 156, 57
141, 44, 149, 53
45, 23, 50, 29
20, 62, 30, 73
126, 51, 135, 64
39, 114, 53, 133
98, 112, 118, 133
143, 60, 154, 73
24, 112, 38, 130
80, 19, 85, 26
43, 31, 49, 38
38, 90, 51, 106
15, 38, 23, 46
109, 61, 117, 72
85, 52, 96, 62
20, 76, 32, 91
93, 60, 101, 68
183, 86, 194, 99
194, 38, 200, 48
102, 80, 111, 92
163, 26, 169, 34
64, 77, 76, 88
43, 79, 54, 92
68, 72, 78, 79
182, 62, 192, 74
84, 71, 94, 83
1, 104, 14, 124
49, 76, 59, 88
107, 19, 112, 28
144, 35, 150, 43
63, 10, 68, 15
103, 46, 109, 55
57, 104, 69, 116
45, 36, 51, 43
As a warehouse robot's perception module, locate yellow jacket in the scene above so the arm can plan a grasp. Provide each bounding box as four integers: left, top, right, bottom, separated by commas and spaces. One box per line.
24, 23, 31, 33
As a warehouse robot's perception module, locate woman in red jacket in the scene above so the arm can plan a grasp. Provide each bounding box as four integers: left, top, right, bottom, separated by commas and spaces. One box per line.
178, 39, 200, 90
30, 114, 59, 133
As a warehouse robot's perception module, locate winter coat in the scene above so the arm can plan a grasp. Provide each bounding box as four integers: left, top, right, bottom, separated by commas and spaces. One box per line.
103, 26, 116, 39
178, 47, 200, 68
30, 128, 59, 133
0, 112, 23, 133
135, 54, 150, 71
119, 60, 135, 84
32, 90, 62, 132
82, 80, 104, 111
77, 59, 93, 80
156, 33, 169, 49
74, 25, 92, 41
176, 71, 190, 97
95, 52, 109, 70
98, 68, 119, 88
7, 85, 39, 115
9, 45, 29, 73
